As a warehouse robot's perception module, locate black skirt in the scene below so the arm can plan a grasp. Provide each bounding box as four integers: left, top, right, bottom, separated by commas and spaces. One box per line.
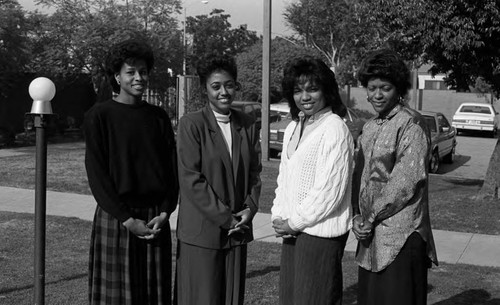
88, 206, 172, 305
279, 232, 349, 305
174, 241, 247, 305
357, 232, 430, 305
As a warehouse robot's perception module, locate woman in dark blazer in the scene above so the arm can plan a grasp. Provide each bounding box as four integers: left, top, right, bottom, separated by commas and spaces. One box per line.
174, 54, 262, 305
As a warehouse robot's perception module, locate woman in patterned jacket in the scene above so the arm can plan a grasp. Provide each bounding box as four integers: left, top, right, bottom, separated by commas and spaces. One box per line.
351, 49, 438, 305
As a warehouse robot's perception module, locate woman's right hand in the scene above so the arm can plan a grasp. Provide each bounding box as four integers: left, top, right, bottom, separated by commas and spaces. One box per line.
352, 215, 373, 241
122, 217, 160, 239
272, 217, 298, 238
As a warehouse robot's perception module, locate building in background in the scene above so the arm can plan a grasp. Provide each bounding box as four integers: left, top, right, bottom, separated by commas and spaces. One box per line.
417, 64, 449, 90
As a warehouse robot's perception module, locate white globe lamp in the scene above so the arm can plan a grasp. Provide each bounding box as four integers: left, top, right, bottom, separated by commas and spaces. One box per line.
29, 77, 56, 114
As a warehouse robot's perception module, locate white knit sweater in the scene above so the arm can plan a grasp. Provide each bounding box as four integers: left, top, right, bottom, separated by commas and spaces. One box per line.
271, 112, 354, 238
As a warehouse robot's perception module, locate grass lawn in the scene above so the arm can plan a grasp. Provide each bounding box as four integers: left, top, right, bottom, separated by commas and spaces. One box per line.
1, 142, 500, 304
0, 211, 499, 305
1, 142, 500, 235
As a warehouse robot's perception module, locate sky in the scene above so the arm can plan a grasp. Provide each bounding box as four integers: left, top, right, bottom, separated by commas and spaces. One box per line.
17, 0, 295, 37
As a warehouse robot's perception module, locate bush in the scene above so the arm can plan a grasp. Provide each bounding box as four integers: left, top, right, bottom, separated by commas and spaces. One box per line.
0, 127, 15, 148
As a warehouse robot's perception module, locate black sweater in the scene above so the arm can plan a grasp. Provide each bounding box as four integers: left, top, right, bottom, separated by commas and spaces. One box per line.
83, 99, 178, 222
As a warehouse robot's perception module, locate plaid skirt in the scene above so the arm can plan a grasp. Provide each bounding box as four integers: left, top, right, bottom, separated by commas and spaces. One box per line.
89, 206, 172, 305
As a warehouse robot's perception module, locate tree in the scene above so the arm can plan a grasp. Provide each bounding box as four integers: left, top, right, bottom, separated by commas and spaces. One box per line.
185, 9, 258, 74
0, 0, 30, 96
478, 139, 500, 200
423, 0, 500, 94
27, 0, 183, 100
284, 0, 376, 83
362, 0, 500, 95
236, 37, 322, 102
472, 77, 495, 104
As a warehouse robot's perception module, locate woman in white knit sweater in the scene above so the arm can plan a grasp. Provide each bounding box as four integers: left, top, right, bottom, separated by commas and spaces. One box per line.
271, 57, 354, 305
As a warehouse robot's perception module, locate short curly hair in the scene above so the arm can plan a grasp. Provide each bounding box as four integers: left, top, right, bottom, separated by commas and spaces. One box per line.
196, 54, 238, 87
357, 49, 411, 96
282, 56, 346, 120
105, 39, 154, 93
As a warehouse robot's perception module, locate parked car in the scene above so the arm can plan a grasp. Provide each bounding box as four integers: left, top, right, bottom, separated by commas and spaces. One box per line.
268, 104, 365, 157
231, 101, 262, 129
230, 101, 281, 130
451, 102, 499, 137
421, 111, 457, 173
270, 102, 291, 119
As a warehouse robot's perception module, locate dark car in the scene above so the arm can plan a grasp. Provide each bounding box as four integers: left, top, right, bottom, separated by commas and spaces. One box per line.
268, 105, 365, 158
421, 111, 457, 173
231, 101, 262, 129
230, 101, 281, 130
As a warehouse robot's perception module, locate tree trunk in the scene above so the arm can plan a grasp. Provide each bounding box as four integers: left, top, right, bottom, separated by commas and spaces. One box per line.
95, 76, 112, 103
477, 138, 500, 200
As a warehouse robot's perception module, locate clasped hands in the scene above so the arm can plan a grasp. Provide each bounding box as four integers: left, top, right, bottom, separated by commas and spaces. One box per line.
228, 208, 252, 236
272, 217, 298, 239
123, 212, 168, 240
351, 214, 373, 242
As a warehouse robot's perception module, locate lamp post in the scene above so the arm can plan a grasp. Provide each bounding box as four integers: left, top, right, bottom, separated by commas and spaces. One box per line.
27, 77, 56, 305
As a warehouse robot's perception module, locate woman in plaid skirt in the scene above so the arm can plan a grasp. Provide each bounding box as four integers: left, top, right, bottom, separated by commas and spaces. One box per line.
83, 39, 178, 305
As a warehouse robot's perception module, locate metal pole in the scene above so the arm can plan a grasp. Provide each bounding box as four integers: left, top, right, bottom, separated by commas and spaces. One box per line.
261, 0, 271, 161
33, 115, 47, 305
412, 64, 418, 109
346, 84, 351, 106
418, 88, 423, 111
182, 6, 187, 75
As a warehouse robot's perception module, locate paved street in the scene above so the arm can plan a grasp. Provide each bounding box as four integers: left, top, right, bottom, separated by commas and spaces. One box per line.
438, 134, 497, 180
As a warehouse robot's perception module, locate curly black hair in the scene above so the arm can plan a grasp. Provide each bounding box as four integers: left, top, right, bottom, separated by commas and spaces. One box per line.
196, 54, 238, 87
357, 49, 411, 96
282, 56, 346, 120
105, 39, 154, 93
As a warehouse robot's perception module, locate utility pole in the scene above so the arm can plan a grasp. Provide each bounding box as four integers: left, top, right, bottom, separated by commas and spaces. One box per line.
261, 0, 271, 161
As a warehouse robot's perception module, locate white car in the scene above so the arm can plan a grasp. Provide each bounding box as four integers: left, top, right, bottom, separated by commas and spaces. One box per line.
270, 102, 291, 119
451, 102, 499, 137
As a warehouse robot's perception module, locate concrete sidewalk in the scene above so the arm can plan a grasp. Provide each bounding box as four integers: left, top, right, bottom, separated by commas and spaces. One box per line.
1, 185, 500, 268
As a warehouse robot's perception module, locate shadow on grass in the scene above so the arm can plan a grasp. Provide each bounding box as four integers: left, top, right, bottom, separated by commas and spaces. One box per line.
0, 273, 87, 294
342, 285, 500, 305
433, 289, 500, 305
436, 154, 471, 175
246, 265, 280, 279
343, 283, 358, 305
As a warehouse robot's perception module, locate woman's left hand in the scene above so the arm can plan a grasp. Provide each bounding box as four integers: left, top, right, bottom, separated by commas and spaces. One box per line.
272, 219, 298, 238
234, 207, 252, 227
143, 212, 168, 240
228, 208, 252, 236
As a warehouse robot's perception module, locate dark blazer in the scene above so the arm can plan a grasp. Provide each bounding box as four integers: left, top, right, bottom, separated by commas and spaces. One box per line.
176, 105, 262, 249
